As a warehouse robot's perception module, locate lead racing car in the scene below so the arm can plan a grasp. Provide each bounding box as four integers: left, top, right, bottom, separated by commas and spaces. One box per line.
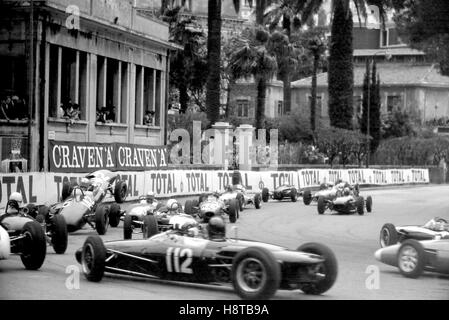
315, 184, 372, 215
219, 185, 262, 211
379, 217, 449, 248
184, 193, 239, 223
76, 216, 338, 300
40, 170, 127, 235
261, 185, 299, 203
374, 239, 449, 278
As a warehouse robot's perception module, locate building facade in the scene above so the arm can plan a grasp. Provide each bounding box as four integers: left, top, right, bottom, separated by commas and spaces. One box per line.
0, 0, 177, 172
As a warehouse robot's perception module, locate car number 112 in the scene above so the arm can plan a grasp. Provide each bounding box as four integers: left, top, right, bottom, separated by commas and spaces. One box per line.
166, 247, 193, 274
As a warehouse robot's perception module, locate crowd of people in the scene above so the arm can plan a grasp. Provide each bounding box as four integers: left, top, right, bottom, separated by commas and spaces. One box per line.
0, 95, 28, 121
96, 105, 116, 123
58, 99, 81, 122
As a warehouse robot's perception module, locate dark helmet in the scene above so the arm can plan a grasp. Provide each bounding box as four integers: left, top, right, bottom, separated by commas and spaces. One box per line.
319, 183, 327, 190
207, 216, 226, 240
343, 187, 351, 196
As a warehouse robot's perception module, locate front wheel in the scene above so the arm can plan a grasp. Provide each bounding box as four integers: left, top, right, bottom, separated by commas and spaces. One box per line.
228, 199, 239, 223
231, 247, 281, 300
366, 196, 373, 213
297, 242, 338, 295
142, 215, 159, 239
317, 197, 326, 215
303, 190, 312, 205
237, 194, 244, 211
20, 221, 47, 270
95, 205, 109, 235
81, 236, 106, 282
397, 240, 425, 279
261, 188, 269, 203
109, 203, 121, 228
114, 180, 127, 204
379, 223, 398, 248
123, 215, 133, 240
356, 196, 365, 215
291, 188, 298, 202
50, 214, 68, 254
254, 194, 261, 209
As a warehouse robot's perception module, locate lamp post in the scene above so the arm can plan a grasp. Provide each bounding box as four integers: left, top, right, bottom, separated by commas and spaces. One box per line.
366, 50, 391, 168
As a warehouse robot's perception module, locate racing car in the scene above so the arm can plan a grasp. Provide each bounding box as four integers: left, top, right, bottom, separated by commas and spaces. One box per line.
379, 217, 449, 248
219, 185, 262, 211
316, 185, 372, 215
40, 170, 126, 235
0, 199, 47, 269
302, 182, 339, 206
262, 185, 299, 203
184, 193, 240, 223
123, 197, 198, 240
75, 217, 338, 300
374, 239, 449, 278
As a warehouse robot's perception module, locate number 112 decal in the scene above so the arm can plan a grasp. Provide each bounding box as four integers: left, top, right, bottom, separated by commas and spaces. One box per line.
166, 247, 193, 274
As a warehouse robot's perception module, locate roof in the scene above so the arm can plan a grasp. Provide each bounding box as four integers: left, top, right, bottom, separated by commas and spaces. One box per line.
292, 64, 449, 89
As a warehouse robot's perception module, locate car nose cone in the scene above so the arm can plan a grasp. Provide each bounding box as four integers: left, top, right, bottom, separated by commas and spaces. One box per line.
374, 249, 382, 261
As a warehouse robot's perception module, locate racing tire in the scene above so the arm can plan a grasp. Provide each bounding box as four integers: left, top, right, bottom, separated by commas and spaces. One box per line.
397, 239, 426, 279
20, 221, 47, 270
262, 188, 269, 203
123, 215, 133, 240
25, 204, 38, 219
184, 200, 195, 215
61, 181, 73, 202
291, 188, 298, 202
231, 247, 281, 300
303, 190, 312, 205
50, 214, 68, 254
297, 242, 338, 295
228, 199, 239, 223
366, 196, 373, 213
379, 223, 398, 248
142, 215, 159, 239
36, 205, 50, 223
108, 203, 121, 228
114, 180, 127, 204
356, 196, 365, 215
237, 193, 244, 212
317, 197, 326, 215
254, 194, 261, 209
81, 236, 106, 282
95, 205, 109, 235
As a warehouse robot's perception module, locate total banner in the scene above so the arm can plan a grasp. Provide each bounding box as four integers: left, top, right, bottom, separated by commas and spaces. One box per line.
0, 168, 429, 208
48, 140, 168, 173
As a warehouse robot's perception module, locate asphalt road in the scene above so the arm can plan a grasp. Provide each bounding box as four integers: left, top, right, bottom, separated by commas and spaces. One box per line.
1, 185, 448, 300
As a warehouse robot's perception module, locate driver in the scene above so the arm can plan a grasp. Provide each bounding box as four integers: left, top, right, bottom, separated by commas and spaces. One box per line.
141, 191, 157, 205
426, 218, 449, 232
2, 192, 23, 216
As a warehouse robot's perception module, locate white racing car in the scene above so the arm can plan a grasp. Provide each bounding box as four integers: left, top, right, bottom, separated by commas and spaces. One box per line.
218, 185, 262, 211
0, 225, 10, 261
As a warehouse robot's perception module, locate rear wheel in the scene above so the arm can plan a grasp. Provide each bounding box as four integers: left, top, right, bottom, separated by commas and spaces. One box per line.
297, 242, 338, 295
184, 200, 195, 215
237, 194, 244, 211
142, 215, 159, 239
261, 188, 269, 203
397, 240, 425, 279
81, 236, 106, 282
303, 190, 312, 205
108, 204, 121, 227
356, 196, 365, 215
114, 180, 127, 204
317, 197, 326, 215
95, 205, 109, 235
20, 221, 47, 270
61, 182, 73, 202
254, 194, 261, 209
123, 215, 133, 240
366, 196, 373, 213
291, 188, 298, 202
380, 223, 398, 248
50, 214, 68, 254
231, 247, 281, 300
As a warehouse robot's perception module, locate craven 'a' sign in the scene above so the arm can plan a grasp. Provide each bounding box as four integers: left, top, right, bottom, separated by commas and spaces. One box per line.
48, 140, 168, 173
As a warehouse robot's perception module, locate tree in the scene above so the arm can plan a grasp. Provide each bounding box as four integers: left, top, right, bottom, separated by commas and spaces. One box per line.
328, 0, 354, 130
229, 27, 278, 129
393, 0, 449, 76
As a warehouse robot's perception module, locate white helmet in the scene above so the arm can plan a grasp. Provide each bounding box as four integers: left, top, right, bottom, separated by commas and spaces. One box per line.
147, 191, 155, 197
166, 199, 179, 211
9, 192, 23, 204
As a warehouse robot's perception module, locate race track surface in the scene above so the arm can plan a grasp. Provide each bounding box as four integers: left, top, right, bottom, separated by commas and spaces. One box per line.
1, 185, 448, 300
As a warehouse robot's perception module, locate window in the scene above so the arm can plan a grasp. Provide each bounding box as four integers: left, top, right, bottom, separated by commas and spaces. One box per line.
0, 54, 27, 120
353, 95, 362, 115
236, 100, 249, 117
135, 66, 161, 126
277, 100, 284, 117
387, 95, 402, 113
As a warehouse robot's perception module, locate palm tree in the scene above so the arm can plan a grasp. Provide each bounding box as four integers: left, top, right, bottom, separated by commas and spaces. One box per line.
229, 27, 278, 129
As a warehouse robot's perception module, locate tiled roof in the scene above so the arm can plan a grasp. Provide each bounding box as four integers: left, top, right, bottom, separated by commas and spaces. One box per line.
291, 64, 449, 88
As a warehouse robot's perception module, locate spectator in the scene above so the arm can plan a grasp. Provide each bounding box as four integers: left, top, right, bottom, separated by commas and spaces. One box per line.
12, 96, 27, 119
143, 110, 155, 126
70, 103, 80, 121
106, 106, 116, 122
97, 107, 107, 123
57, 104, 65, 118
0, 96, 10, 120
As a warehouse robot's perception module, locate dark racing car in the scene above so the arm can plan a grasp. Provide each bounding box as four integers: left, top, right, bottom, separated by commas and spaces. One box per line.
379, 217, 449, 248
262, 185, 299, 203
75, 217, 338, 300
316, 184, 372, 215
41, 170, 127, 235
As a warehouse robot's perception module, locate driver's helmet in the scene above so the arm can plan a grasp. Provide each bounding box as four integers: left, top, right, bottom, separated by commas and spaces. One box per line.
343, 187, 351, 196
166, 199, 179, 211
319, 183, 327, 190
6, 192, 23, 214
225, 185, 233, 192
146, 191, 156, 203
433, 218, 447, 231
207, 216, 226, 240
